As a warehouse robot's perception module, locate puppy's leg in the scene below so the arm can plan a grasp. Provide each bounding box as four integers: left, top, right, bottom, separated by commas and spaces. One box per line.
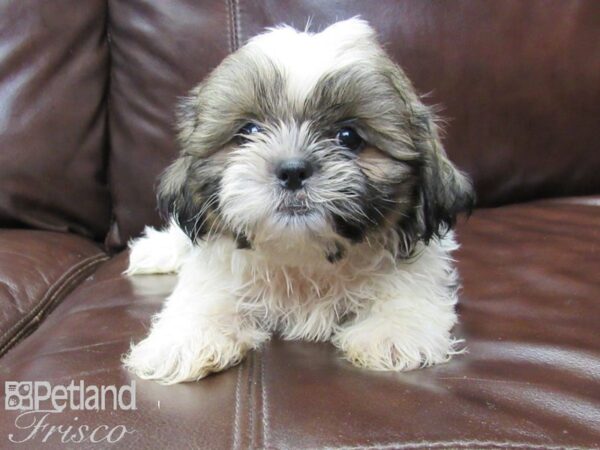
333, 241, 463, 371
333, 296, 460, 371
123, 247, 269, 384
126, 221, 192, 275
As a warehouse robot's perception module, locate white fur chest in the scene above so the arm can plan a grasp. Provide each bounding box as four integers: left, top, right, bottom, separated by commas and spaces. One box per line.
198, 236, 407, 341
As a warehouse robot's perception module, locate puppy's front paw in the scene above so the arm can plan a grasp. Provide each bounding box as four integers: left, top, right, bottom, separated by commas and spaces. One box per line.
126, 224, 191, 276
123, 326, 247, 384
333, 320, 462, 371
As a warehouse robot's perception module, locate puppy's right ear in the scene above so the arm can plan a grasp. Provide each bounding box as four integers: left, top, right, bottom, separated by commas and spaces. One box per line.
176, 85, 203, 147
159, 80, 227, 241
157, 83, 210, 242
157, 156, 205, 242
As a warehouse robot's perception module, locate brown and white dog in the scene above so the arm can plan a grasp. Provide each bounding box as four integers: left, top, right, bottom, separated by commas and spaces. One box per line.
123, 18, 474, 384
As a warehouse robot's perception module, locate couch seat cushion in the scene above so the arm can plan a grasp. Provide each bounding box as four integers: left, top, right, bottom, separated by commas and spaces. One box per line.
1, 198, 598, 449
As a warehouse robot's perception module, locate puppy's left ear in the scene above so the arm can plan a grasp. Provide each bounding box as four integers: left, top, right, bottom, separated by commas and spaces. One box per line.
414, 111, 475, 243
388, 64, 475, 252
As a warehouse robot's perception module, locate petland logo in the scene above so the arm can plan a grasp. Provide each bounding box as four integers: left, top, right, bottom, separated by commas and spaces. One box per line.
4, 380, 136, 444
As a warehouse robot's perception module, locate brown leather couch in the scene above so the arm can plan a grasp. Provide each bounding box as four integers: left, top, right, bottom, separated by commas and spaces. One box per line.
1, 1, 599, 448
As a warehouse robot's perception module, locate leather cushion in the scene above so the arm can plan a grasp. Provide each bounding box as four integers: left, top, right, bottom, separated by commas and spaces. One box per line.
0, 0, 111, 239
105, 0, 600, 248
1, 197, 598, 448
0, 230, 106, 357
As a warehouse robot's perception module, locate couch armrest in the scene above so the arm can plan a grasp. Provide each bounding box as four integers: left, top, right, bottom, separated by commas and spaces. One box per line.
0, 230, 106, 357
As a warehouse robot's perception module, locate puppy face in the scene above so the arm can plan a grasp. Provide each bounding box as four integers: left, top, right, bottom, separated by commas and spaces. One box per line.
159, 19, 474, 259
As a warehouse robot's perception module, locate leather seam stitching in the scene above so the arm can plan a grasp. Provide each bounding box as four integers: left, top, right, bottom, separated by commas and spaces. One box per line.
233, 0, 241, 48
261, 351, 270, 449
247, 351, 255, 449
0, 253, 107, 356
232, 362, 242, 450
226, 0, 239, 51
331, 441, 592, 450
225, 0, 233, 54
253, 350, 262, 449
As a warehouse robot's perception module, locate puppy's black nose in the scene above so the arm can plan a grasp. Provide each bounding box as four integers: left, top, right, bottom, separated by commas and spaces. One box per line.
275, 158, 313, 191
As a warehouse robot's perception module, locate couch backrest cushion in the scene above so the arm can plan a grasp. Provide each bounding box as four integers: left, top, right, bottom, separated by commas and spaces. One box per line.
0, 0, 111, 239
105, 0, 230, 248
106, 0, 600, 248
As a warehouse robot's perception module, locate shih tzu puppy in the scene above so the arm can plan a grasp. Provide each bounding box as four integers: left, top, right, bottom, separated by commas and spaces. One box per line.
123, 18, 474, 384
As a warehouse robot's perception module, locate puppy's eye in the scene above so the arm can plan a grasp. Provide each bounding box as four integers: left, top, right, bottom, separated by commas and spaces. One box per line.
336, 127, 364, 152
239, 122, 262, 136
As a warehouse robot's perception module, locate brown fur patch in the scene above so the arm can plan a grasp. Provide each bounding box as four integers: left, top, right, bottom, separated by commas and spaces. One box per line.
357, 146, 411, 182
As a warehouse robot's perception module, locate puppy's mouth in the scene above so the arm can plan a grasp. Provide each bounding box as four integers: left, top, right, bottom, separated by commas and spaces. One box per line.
276, 191, 313, 216
277, 203, 311, 216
